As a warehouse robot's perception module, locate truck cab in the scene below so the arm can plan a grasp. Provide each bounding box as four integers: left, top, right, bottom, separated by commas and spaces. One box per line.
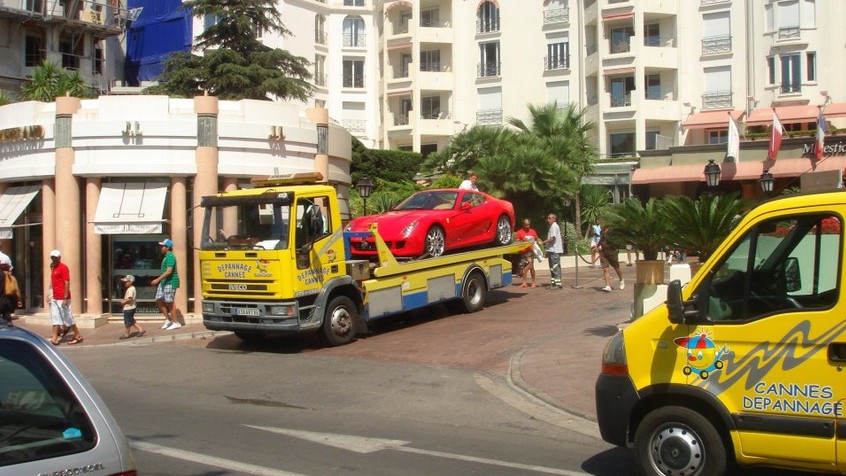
597, 191, 846, 476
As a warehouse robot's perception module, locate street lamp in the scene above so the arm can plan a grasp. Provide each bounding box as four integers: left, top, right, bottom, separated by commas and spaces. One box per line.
356, 175, 374, 216
704, 159, 721, 187
759, 169, 774, 194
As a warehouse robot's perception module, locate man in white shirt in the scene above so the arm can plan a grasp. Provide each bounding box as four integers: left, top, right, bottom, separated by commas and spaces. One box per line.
543, 213, 564, 288
458, 172, 478, 191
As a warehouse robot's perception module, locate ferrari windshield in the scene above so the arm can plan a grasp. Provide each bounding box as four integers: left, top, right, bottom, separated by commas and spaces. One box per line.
395, 191, 458, 211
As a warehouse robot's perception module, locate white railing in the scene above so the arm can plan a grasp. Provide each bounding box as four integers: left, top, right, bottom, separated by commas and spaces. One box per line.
543, 8, 569, 25
476, 109, 503, 124
702, 35, 731, 55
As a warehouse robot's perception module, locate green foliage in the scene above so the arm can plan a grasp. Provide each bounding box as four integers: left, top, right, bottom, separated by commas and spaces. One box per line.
348, 179, 420, 217
430, 175, 462, 189
145, 0, 312, 101
662, 193, 745, 262
604, 198, 669, 260
350, 137, 422, 185
579, 184, 612, 229
0, 90, 18, 106
20, 60, 92, 101
421, 126, 517, 175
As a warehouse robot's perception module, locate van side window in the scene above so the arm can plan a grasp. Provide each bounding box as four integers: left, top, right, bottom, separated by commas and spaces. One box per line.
705, 213, 841, 322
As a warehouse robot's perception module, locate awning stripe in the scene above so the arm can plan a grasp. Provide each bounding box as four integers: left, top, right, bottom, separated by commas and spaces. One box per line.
603, 67, 635, 76
93, 182, 169, 235
747, 105, 820, 126
683, 109, 744, 130
0, 185, 39, 239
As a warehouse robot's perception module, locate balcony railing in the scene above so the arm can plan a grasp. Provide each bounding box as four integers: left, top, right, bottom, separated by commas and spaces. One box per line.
702, 90, 732, 109
702, 35, 731, 55
477, 62, 501, 78
587, 95, 598, 106
586, 43, 598, 55
610, 41, 631, 54
700, 0, 730, 5
394, 115, 410, 126
419, 62, 445, 72
314, 31, 327, 44
342, 120, 366, 133
544, 55, 570, 71
780, 82, 801, 94
421, 111, 449, 120
543, 8, 569, 25
778, 26, 800, 40
476, 18, 500, 33
610, 94, 632, 107
342, 32, 366, 47
313, 73, 326, 86
343, 74, 365, 88
477, 109, 503, 125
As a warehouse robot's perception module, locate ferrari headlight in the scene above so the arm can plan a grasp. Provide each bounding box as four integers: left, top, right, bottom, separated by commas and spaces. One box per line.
401, 221, 419, 238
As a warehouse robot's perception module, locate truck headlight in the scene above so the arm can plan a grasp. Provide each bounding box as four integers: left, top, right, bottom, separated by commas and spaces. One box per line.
268, 305, 293, 316
401, 221, 419, 237
600, 330, 628, 375
202, 302, 215, 313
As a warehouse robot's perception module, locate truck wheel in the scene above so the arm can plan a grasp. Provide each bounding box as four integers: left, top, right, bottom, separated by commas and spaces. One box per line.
234, 330, 265, 343
494, 215, 512, 245
634, 406, 727, 476
458, 271, 487, 313
424, 225, 445, 258
322, 295, 358, 346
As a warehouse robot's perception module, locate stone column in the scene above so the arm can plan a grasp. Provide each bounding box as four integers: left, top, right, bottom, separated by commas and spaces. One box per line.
192, 95, 219, 314
170, 177, 188, 317
42, 180, 55, 308
222, 178, 238, 235
84, 178, 102, 315
54, 96, 83, 317
307, 108, 329, 182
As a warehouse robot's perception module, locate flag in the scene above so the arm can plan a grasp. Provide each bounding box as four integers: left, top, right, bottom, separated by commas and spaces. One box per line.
726, 113, 740, 161
815, 111, 826, 165
768, 111, 783, 161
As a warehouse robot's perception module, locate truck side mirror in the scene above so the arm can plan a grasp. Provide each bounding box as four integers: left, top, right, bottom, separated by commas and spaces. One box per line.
667, 279, 685, 324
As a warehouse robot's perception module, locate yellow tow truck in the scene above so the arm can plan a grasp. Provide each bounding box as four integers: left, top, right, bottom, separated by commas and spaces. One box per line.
198, 173, 528, 346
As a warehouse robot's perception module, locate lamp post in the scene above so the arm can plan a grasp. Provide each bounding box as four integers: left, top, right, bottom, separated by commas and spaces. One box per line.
759, 169, 774, 194
356, 175, 374, 216
704, 159, 721, 188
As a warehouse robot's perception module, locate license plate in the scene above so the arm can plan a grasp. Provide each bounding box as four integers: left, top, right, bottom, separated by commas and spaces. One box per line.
234, 307, 260, 317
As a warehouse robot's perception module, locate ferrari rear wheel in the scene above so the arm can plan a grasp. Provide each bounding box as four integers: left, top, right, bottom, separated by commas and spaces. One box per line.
494, 215, 512, 246
424, 225, 446, 258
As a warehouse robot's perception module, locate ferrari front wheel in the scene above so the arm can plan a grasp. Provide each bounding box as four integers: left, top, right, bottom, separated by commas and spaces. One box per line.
494, 215, 512, 246
423, 225, 445, 258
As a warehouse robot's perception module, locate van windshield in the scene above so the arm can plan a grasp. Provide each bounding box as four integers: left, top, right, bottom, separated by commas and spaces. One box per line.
201, 200, 292, 251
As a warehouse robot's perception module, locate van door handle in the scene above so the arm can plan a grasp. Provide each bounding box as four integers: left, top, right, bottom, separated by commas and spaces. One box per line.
828, 343, 846, 362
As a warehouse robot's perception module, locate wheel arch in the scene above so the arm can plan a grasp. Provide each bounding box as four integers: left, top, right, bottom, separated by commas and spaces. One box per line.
630, 384, 737, 459
311, 276, 367, 334
460, 264, 490, 291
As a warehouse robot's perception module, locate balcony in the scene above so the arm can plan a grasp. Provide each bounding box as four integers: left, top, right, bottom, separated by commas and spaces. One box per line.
544, 55, 570, 72
342, 32, 366, 47
477, 62, 501, 79
610, 41, 631, 54
314, 31, 327, 45
0, 0, 131, 35
701, 90, 732, 109
610, 94, 632, 108
476, 109, 503, 125
701, 35, 731, 55
543, 8, 569, 25
476, 18, 500, 34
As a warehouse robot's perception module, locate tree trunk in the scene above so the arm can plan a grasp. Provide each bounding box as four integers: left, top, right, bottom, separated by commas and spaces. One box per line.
574, 194, 584, 239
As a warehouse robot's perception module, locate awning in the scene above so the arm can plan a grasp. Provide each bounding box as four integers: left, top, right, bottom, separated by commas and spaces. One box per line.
631, 164, 707, 184
683, 109, 744, 130
603, 67, 635, 76
602, 12, 634, 21
0, 185, 39, 239
93, 182, 168, 234
632, 156, 846, 185
823, 102, 846, 118
746, 105, 820, 126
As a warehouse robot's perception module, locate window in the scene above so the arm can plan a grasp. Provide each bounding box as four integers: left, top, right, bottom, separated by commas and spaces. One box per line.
204, 13, 220, 29
610, 76, 635, 107
400, 98, 412, 124
546, 42, 569, 70
776, 0, 800, 38
421, 96, 441, 119
646, 131, 659, 150
93, 41, 103, 75
314, 15, 326, 44
477, 1, 500, 33
344, 0, 364, 5
400, 53, 412, 78
420, 9, 439, 27
644, 23, 660, 46
295, 197, 332, 268
24, 34, 44, 67
708, 129, 728, 145
461, 192, 486, 208
703, 66, 732, 109
59, 33, 81, 70
610, 132, 635, 157
610, 26, 634, 53
546, 81, 569, 107
342, 59, 364, 88
0, 340, 97, 466
806, 52, 816, 81
26, 0, 43, 13
399, 10, 411, 33
645, 74, 661, 100
767, 56, 775, 85
420, 144, 438, 156
702, 12, 731, 54
343, 16, 365, 47
479, 42, 500, 77
780, 54, 801, 93
420, 50, 440, 72
701, 213, 840, 322
314, 55, 326, 86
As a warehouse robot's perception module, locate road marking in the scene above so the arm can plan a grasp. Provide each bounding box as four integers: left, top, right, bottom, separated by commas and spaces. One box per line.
245, 425, 590, 476
130, 439, 307, 476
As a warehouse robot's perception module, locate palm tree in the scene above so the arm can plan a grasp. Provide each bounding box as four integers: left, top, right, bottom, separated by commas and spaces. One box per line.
662, 194, 746, 262
579, 184, 612, 231
605, 197, 668, 260
421, 125, 517, 176
508, 102, 596, 237
0, 90, 17, 106
20, 60, 91, 101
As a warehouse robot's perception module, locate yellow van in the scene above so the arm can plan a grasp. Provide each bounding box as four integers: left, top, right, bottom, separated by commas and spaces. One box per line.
596, 191, 846, 476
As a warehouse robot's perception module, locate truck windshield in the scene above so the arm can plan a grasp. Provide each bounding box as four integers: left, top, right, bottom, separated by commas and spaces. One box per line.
201, 201, 291, 251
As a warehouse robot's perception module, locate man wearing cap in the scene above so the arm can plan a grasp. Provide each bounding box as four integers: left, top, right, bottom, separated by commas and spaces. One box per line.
48, 250, 83, 345
151, 238, 181, 330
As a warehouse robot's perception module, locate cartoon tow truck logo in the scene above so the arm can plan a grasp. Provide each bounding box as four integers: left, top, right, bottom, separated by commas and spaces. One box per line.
674, 333, 728, 380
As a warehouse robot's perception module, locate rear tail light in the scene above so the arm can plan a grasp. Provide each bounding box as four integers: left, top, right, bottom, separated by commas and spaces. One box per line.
600, 331, 628, 376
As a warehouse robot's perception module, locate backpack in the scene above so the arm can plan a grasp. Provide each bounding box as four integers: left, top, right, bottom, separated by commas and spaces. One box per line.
4, 271, 18, 298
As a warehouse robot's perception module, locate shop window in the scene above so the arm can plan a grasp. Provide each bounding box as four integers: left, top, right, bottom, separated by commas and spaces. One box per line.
110, 238, 166, 314
708, 129, 728, 144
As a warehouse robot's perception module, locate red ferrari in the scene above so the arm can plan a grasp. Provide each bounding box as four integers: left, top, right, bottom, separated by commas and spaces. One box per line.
346, 189, 515, 258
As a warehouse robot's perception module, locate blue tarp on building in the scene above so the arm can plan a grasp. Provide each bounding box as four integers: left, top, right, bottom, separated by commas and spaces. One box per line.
124, 0, 192, 86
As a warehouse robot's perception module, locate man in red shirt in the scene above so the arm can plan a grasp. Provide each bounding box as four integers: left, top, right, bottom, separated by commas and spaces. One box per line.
48, 250, 83, 345
515, 219, 540, 288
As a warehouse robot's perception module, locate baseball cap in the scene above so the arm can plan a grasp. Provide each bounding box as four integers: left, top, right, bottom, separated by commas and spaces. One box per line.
158, 238, 174, 248
121, 274, 135, 283
50, 249, 61, 258
0, 252, 10, 267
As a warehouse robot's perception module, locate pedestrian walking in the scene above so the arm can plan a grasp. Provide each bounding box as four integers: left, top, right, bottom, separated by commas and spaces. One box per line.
543, 213, 563, 288
458, 172, 479, 191
589, 220, 601, 267
598, 229, 625, 292
151, 238, 181, 330
0, 252, 20, 324
119, 275, 145, 339
515, 219, 539, 288
48, 250, 83, 345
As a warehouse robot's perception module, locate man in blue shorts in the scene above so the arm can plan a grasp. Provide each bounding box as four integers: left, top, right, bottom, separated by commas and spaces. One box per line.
151, 238, 181, 330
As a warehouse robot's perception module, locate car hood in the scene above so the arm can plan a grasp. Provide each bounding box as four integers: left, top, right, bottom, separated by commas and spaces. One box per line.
348, 210, 434, 236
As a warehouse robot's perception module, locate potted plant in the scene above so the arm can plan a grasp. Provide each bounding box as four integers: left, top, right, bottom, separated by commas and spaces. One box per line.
605, 197, 669, 284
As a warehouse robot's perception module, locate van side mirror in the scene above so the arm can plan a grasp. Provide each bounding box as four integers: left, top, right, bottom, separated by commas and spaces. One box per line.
667, 279, 685, 324
784, 257, 801, 292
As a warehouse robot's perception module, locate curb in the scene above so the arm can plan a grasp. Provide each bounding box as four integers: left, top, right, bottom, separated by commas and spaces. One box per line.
61, 330, 231, 349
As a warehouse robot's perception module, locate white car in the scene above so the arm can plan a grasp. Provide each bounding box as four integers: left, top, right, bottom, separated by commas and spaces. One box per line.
0, 322, 136, 476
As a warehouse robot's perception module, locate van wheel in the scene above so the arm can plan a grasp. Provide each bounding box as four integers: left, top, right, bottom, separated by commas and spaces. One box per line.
458, 271, 487, 313
322, 296, 358, 347
634, 406, 727, 476
494, 215, 512, 245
